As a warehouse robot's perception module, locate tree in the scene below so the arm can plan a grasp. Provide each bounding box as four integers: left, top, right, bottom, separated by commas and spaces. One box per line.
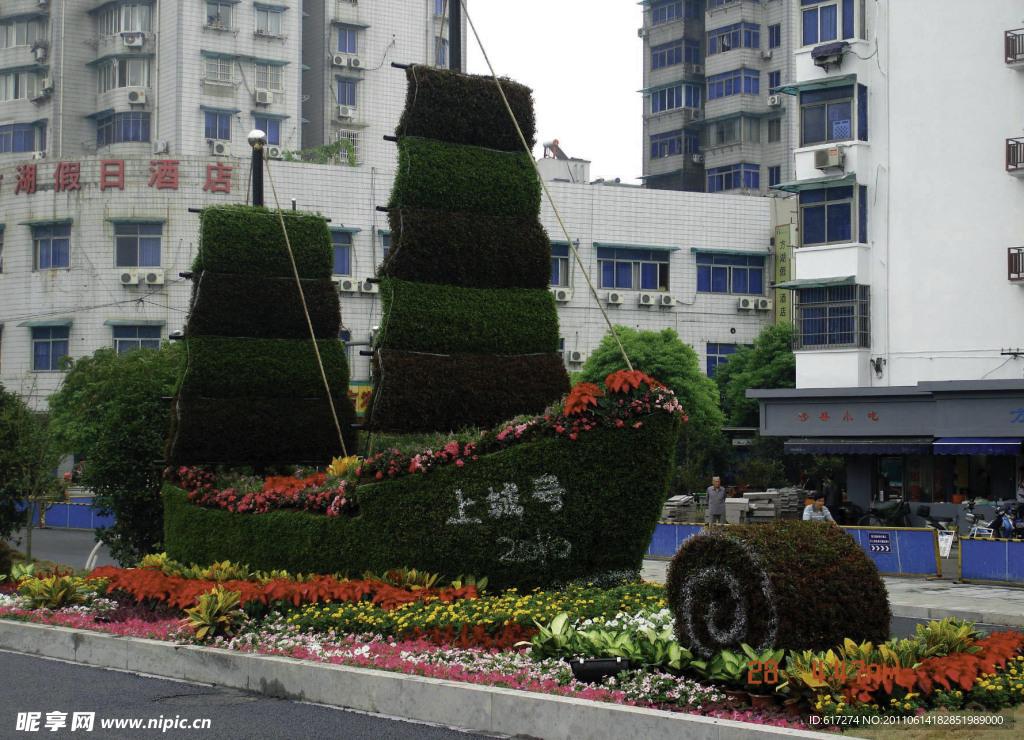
49, 345, 183, 565
716, 323, 796, 427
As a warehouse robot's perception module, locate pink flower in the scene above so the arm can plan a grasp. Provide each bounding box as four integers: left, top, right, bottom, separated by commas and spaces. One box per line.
455, 459, 464, 467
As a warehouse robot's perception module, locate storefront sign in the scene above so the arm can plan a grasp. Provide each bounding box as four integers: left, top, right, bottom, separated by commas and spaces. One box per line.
773, 223, 793, 325
868, 531, 892, 554
5, 160, 235, 196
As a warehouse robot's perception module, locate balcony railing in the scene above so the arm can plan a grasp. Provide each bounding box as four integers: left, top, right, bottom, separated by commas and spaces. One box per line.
1007, 138, 1024, 174
1006, 29, 1024, 66
1009, 247, 1024, 282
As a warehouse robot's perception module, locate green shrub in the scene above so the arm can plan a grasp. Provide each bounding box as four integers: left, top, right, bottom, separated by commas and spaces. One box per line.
383, 207, 551, 289
376, 278, 559, 355
193, 205, 332, 278
396, 66, 535, 152
389, 138, 540, 218
186, 273, 340, 339
0, 541, 13, 577
369, 351, 569, 433
665, 521, 891, 657
164, 411, 680, 591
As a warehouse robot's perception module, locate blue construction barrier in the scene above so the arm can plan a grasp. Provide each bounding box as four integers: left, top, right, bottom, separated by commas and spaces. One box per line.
646, 523, 705, 557
16, 496, 114, 531
960, 537, 1024, 585
842, 527, 941, 577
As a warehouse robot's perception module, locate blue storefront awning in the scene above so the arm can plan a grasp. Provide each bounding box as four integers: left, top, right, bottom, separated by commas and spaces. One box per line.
933, 438, 1024, 455
784, 438, 934, 455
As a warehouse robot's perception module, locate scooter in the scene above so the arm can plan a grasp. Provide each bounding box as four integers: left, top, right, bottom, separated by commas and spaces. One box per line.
991, 501, 1024, 540
916, 505, 956, 536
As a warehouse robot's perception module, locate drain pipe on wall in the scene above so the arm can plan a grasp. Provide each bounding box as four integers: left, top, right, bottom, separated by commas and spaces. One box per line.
57, 0, 67, 157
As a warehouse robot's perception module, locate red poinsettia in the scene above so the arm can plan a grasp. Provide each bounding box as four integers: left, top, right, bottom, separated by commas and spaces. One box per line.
563, 382, 603, 416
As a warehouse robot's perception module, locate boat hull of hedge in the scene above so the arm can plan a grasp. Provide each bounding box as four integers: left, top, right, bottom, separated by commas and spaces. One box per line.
164, 412, 680, 591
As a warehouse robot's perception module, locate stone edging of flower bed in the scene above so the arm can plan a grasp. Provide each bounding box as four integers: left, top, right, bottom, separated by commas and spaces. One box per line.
0, 620, 832, 740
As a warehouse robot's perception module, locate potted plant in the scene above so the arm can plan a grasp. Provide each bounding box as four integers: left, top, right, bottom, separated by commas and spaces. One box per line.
708, 648, 751, 703
741, 644, 786, 707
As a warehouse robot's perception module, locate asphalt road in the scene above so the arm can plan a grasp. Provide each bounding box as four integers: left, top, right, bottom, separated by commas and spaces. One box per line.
0, 651, 498, 740
4, 528, 118, 570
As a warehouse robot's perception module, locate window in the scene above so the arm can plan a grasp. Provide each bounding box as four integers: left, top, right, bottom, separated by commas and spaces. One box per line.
597, 247, 669, 291
114, 223, 161, 267
33, 224, 70, 270
651, 2, 700, 23
551, 244, 569, 287
696, 253, 764, 295
0, 71, 42, 101
32, 327, 69, 372
801, 0, 856, 46
336, 130, 360, 165
434, 0, 445, 14
332, 231, 352, 275
651, 41, 683, 70
768, 23, 781, 48
768, 71, 781, 90
705, 118, 759, 148
708, 69, 759, 100
707, 23, 760, 55
434, 36, 449, 66
707, 343, 740, 377
800, 85, 862, 145
0, 123, 38, 153
651, 84, 700, 113
205, 57, 233, 83
207, 2, 233, 28
205, 111, 231, 140
96, 112, 150, 146
0, 228, 4, 273
768, 165, 781, 186
795, 284, 870, 349
113, 326, 161, 355
650, 130, 683, 159
0, 18, 46, 48
338, 25, 358, 54
684, 130, 700, 154
685, 40, 701, 65
799, 185, 867, 246
381, 232, 390, 259
98, 4, 151, 35
709, 0, 761, 6
98, 57, 151, 92
768, 118, 781, 142
255, 7, 284, 36
253, 116, 280, 145
254, 63, 282, 91
340, 329, 351, 359
337, 79, 357, 106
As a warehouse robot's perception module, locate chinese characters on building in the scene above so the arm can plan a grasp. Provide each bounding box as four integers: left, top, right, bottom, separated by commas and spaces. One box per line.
8, 160, 233, 196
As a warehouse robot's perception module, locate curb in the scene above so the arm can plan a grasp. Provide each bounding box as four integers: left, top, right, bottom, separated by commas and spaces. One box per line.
0, 621, 835, 740
888, 604, 1024, 627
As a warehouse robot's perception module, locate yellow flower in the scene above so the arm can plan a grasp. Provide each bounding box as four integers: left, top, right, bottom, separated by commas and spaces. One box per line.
327, 455, 360, 476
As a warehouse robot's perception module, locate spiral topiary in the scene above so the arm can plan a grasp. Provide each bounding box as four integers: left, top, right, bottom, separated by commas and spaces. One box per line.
665, 521, 891, 657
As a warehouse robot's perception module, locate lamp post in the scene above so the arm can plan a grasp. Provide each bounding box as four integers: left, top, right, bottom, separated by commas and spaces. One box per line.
248, 129, 267, 207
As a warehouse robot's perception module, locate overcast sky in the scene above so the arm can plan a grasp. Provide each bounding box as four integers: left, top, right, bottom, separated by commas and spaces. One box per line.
464, 1, 643, 185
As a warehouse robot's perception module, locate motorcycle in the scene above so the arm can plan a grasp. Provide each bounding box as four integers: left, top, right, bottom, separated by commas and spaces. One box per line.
961, 499, 1024, 539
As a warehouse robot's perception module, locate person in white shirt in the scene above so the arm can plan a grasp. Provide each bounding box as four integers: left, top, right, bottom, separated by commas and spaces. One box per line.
802, 494, 837, 525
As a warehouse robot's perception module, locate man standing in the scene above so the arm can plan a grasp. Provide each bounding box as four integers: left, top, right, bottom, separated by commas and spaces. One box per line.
706, 476, 726, 524
822, 475, 841, 512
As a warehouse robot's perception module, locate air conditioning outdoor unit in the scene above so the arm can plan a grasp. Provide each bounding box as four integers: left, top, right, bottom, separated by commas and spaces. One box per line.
120, 270, 140, 285
639, 292, 657, 306
691, 154, 704, 164
552, 287, 573, 302
337, 278, 359, 292
145, 270, 165, 285
767, 94, 783, 107
637, 28, 648, 39
660, 294, 677, 307
33, 46, 47, 62
690, 109, 703, 120
755, 298, 773, 311
337, 105, 354, 119
153, 140, 169, 155
332, 54, 348, 67
265, 146, 283, 159
737, 296, 755, 310
254, 89, 272, 105
359, 281, 379, 294
761, 50, 773, 60
814, 146, 844, 169
567, 350, 586, 364
211, 141, 230, 156
40, 77, 53, 92
348, 58, 363, 69
31, 150, 46, 160
122, 32, 144, 48
127, 89, 147, 105
606, 292, 623, 305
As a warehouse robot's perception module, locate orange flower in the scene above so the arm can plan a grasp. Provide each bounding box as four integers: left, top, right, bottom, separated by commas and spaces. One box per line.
605, 369, 665, 394
564, 381, 603, 415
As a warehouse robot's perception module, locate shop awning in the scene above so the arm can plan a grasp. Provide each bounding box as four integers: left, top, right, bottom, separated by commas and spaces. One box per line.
772, 276, 855, 290
784, 437, 934, 455
933, 438, 1024, 455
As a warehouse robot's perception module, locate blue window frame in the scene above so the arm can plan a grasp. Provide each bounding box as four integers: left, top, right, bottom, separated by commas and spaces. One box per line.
696, 253, 765, 295
381, 232, 390, 259
650, 130, 683, 159
685, 40, 701, 65
651, 85, 700, 113
0, 123, 37, 153
96, 112, 150, 146
33, 224, 70, 270
768, 71, 781, 90
337, 78, 357, 106
32, 326, 69, 371
652, 2, 693, 24
114, 223, 161, 267
651, 40, 683, 70
253, 116, 280, 145
709, 0, 760, 6
684, 130, 700, 154
204, 111, 230, 140
802, 0, 855, 47
795, 284, 870, 349
435, 36, 448, 66
707, 23, 760, 55
707, 343, 742, 377
768, 165, 781, 186
113, 325, 161, 355
800, 85, 858, 146
597, 247, 670, 291
339, 329, 351, 358
707, 69, 759, 100
338, 25, 358, 54
551, 244, 569, 286
707, 163, 759, 193
799, 185, 867, 246
332, 231, 352, 275
768, 24, 781, 48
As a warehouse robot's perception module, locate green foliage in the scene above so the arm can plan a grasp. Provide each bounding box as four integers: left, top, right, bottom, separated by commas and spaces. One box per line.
48, 346, 183, 566
164, 411, 681, 591
665, 521, 891, 657
383, 207, 551, 290
0, 541, 13, 578
185, 273, 341, 339
376, 278, 560, 355
182, 586, 246, 642
389, 138, 541, 218
706, 648, 751, 690
192, 205, 332, 278
715, 323, 796, 427
737, 455, 788, 489
369, 351, 569, 433
18, 575, 91, 609
396, 66, 536, 152
282, 136, 356, 166
912, 618, 981, 658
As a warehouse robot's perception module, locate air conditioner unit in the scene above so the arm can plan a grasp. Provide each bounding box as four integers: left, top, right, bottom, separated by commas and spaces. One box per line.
337, 105, 354, 119
660, 294, 677, 307
767, 94, 783, 107
552, 287, 573, 302
567, 350, 586, 364
122, 32, 144, 48
127, 89, 147, 105
637, 28, 648, 39
348, 58, 363, 69
31, 150, 46, 160
265, 146, 283, 159
337, 278, 359, 292
153, 140, 169, 155
211, 141, 230, 156
254, 89, 272, 105
814, 146, 844, 169
606, 292, 623, 305
145, 270, 165, 285
120, 270, 140, 285
359, 281, 379, 294
33, 46, 47, 62
689, 63, 704, 75
40, 77, 53, 92
689, 109, 703, 120
761, 50, 773, 60
691, 154, 704, 164
737, 296, 755, 310
332, 54, 348, 67
755, 298, 773, 311
639, 292, 658, 306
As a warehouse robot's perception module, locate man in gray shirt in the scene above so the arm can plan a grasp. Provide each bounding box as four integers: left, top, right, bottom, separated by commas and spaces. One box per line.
706, 476, 726, 524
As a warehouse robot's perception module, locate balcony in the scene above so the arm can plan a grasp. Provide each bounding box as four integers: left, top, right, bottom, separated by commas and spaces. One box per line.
1006, 29, 1024, 67
1009, 247, 1024, 282
1006, 138, 1024, 175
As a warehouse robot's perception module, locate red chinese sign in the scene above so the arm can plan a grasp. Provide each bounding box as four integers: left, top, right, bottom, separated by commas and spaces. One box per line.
797, 410, 880, 422
6, 160, 233, 195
